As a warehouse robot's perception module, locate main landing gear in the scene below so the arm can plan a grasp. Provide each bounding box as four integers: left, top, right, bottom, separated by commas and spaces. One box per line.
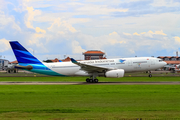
86, 78, 99, 83
86, 73, 99, 83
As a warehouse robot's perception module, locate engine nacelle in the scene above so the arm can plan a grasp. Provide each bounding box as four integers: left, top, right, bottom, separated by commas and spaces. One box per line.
105, 69, 124, 78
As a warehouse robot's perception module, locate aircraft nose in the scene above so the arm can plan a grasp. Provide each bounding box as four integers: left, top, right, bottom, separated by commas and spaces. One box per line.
163, 61, 167, 66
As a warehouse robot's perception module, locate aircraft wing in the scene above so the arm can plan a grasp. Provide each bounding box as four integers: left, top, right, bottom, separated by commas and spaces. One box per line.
71, 58, 112, 73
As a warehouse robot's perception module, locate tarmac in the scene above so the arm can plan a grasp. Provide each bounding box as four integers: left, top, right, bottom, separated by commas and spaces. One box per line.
0, 81, 180, 85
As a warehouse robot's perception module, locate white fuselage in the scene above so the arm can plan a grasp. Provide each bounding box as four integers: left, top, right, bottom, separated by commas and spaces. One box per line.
42, 57, 166, 76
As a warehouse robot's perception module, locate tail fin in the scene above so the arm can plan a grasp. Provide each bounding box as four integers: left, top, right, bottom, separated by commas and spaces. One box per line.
9, 41, 42, 64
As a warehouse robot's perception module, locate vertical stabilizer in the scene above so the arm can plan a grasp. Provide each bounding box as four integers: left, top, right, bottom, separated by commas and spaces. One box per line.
9, 41, 42, 65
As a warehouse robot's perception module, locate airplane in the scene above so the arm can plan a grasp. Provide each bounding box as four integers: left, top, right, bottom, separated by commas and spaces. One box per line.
9, 41, 167, 83
169, 64, 180, 73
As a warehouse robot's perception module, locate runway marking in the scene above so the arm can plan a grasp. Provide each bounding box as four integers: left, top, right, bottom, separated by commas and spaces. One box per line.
0, 82, 180, 85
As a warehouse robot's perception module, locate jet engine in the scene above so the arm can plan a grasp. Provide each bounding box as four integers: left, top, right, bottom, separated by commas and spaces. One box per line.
105, 69, 124, 78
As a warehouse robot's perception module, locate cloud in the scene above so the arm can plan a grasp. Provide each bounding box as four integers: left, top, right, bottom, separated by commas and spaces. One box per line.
0, 0, 11, 10
35, 27, 46, 33
154, 30, 167, 36
109, 31, 118, 36
72, 41, 86, 54
151, 0, 180, 7
114, 0, 180, 18
108, 39, 126, 45
132, 30, 167, 38
0, 38, 10, 52
76, 4, 128, 15
58, 31, 65, 35
48, 17, 77, 33
25, 6, 41, 29
27, 32, 49, 53
109, 32, 125, 45
174, 36, 180, 43
68, 18, 90, 24
48, 18, 61, 30
82, 30, 177, 57
63, 21, 77, 33
77, 31, 127, 51
133, 32, 140, 36
0, 10, 21, 31
144, 30, 167, 36
123, 32, 131, 36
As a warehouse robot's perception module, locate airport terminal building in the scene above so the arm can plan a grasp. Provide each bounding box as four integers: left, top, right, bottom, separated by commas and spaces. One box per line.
158, 56, 180, 65
83, 50, 106, 60
158, 56, 180, 70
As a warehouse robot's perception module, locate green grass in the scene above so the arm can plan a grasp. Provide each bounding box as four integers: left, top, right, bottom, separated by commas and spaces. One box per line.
1, 76, 180, 82
1, 76, 180, 119
0, 85, 180, 119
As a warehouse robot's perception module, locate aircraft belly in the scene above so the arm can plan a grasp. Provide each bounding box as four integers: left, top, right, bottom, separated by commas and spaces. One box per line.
74, 70, 90, 76
51, 67, 80, 76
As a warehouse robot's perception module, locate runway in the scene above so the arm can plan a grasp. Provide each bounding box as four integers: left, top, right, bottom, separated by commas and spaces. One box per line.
0, 81, 180, 85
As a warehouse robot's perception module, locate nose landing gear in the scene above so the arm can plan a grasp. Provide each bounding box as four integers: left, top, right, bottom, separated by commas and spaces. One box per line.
149, 74, 152, 78
148, 71, 152, 78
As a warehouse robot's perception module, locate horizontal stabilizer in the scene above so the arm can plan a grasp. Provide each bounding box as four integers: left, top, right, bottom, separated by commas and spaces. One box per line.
15, 65, 33, 70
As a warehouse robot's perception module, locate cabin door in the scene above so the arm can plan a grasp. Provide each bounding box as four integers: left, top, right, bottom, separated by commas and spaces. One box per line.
128, 60, 132, 66
151, 59, 155, 65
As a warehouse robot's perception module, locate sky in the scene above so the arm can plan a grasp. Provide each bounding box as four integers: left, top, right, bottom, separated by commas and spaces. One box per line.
0, 0, 180, 61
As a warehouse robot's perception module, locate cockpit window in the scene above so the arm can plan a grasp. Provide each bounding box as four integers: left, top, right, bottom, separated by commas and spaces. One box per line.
159, 60, 163, 62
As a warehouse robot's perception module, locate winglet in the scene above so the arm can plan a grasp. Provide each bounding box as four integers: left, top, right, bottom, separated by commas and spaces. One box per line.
70, 58, 78, 64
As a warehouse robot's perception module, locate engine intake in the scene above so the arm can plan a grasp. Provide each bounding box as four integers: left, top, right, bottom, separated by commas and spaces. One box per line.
105, 69, 124, 78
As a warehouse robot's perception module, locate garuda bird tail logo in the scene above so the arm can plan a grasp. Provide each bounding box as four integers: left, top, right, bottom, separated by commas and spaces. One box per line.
119, 59, 126, 63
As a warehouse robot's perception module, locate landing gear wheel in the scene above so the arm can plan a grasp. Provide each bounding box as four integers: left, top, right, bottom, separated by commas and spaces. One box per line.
89, 79, 93, 83
149, 74, 152, 78
86, 78, 90, 83
94, 79, 98, 83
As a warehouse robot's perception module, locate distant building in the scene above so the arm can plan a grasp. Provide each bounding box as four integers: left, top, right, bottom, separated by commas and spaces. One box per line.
0, 59, 9, 70
44, 57, 72, 63
10, 60, 18, 64
158, 56, 180, 72
50, 58, 60, 62
157, 56, 180, 65
83, 50, 106, 60
45, 50, 107, 62
157, 56, 180, 70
